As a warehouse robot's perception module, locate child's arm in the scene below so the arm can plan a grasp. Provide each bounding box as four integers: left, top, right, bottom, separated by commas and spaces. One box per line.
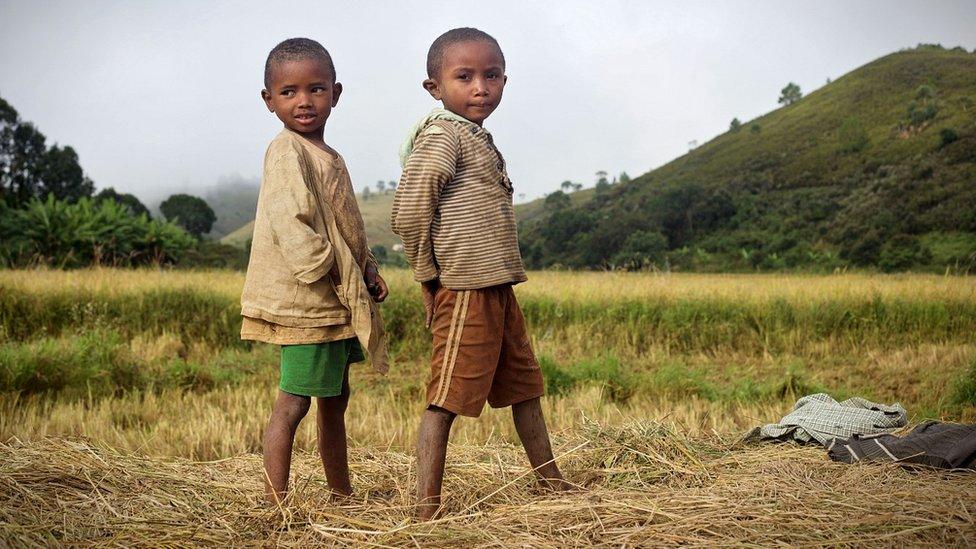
390, 125, 458, 283
263, 151, 335, 284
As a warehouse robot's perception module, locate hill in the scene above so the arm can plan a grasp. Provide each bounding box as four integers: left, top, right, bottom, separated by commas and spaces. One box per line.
518, 45, 976, 272
220, 190, 401, 252
202, 177, 260, 240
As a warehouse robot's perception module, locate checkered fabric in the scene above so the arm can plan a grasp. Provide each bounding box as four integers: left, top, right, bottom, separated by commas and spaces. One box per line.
758, 393, 907, 446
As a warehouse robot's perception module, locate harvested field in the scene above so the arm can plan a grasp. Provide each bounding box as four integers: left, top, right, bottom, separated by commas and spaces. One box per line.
2, 423, 974, 547
1, 269, 975, 545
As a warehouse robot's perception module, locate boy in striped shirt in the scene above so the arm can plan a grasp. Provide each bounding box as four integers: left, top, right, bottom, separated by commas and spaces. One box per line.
392, 27, 572, 520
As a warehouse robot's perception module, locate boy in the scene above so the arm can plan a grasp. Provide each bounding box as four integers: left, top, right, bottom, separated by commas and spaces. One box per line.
392, 27, 572, 520
241, 37, 389, 504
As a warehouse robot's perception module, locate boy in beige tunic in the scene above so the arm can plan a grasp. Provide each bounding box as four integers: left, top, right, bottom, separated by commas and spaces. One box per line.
392, 28, 571, 520
241, 38, 389, 504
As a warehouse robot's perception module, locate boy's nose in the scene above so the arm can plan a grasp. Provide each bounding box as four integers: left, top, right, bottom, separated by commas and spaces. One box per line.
473, 78, 489, 95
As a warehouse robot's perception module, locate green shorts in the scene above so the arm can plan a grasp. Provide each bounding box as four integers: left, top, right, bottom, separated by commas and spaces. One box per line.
279, 338, 365, 397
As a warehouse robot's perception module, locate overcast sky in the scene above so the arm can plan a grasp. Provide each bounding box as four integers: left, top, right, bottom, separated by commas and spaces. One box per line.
1, 1, 974, 205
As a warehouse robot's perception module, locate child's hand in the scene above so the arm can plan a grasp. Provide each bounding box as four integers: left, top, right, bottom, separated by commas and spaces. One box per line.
421, 279, 440, 329
364, 266, 389, 302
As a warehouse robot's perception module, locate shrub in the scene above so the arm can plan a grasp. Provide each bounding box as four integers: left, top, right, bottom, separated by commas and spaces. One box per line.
0, 196, 195, 268
837, 117, 869, 153
939, 128, 959, 148
544, 190, 571, 209
878, 234, 932, 272
612, 230, 668, 270
177, 241, 247, 269
907, 101, 939, 125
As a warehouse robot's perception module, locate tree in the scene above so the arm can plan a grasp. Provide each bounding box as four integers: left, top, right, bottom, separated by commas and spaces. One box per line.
387, 179, 398, 192
361, 185, 372, 201
159, 193, 216, 238
37, 144, 94, 202
595, 170, 609, 186
729, 118, 742, 132
750, 123, 762, 134
612, 230, 668, 270
0, 95, 94, 206
545, 190, 570, 210
375, 180, 386, 193
94, 187, 150, 217
539, 207, 593, 264
559, 180, 574, 192
1, 120, 46, 205
778, 82, 802, 106
619, 172, 631, 184
572, 183, 583, 192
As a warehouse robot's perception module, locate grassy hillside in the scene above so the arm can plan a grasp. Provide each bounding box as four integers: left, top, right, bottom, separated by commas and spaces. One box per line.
220, 190, 400, 252
518, 45, 976, 272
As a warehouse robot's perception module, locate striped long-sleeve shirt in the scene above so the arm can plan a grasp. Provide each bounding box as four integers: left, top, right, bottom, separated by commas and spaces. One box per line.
391, 117, 527, 290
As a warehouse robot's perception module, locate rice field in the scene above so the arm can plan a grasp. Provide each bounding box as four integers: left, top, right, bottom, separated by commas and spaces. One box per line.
1, 268, 975, 546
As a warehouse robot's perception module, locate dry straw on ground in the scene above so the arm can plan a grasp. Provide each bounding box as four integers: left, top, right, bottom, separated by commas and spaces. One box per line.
2, 421, 974, 547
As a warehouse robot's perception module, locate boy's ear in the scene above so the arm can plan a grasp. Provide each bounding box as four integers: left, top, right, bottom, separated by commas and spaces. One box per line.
261, 89, 274, 112
422, 78, 442, 100
331, 82, 343, 107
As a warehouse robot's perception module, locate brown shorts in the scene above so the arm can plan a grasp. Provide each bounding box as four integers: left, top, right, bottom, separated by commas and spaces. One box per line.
427, 284, 544, 417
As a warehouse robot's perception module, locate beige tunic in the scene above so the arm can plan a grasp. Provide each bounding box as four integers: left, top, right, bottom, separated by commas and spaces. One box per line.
240, 129, 386, 372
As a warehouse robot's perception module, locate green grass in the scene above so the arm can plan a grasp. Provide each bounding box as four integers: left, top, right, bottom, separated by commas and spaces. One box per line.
0, 329, 270, 397
952, 356, 976, 408
540, 355, 831, 405
5, 284, 976, 356
2, 269, 974, 419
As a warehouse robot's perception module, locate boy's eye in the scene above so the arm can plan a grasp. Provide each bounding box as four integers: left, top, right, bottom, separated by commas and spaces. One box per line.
312, 86, 326, 93
281, 90, 295, 96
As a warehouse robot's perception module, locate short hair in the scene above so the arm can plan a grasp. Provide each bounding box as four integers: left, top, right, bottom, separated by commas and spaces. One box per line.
264, 38, 336, 88
426, 27, 505, 79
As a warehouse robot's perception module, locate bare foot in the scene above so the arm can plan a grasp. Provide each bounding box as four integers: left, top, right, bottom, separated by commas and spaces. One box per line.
330, 489, 353, 504
539, 477, 578, 492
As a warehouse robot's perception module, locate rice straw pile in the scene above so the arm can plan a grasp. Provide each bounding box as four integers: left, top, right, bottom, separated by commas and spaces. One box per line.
2, 421, 974, 547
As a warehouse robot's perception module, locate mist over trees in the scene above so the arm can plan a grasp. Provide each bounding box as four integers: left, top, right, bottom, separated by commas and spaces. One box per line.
0, 94, 240, 268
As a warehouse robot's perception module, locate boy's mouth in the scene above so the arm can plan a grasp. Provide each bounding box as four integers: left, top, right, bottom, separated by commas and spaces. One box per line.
294, 112, 318, 124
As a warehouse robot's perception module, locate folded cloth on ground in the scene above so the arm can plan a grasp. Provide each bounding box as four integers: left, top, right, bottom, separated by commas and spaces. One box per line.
749, 393, 907, 446
827, 421, 976, 470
